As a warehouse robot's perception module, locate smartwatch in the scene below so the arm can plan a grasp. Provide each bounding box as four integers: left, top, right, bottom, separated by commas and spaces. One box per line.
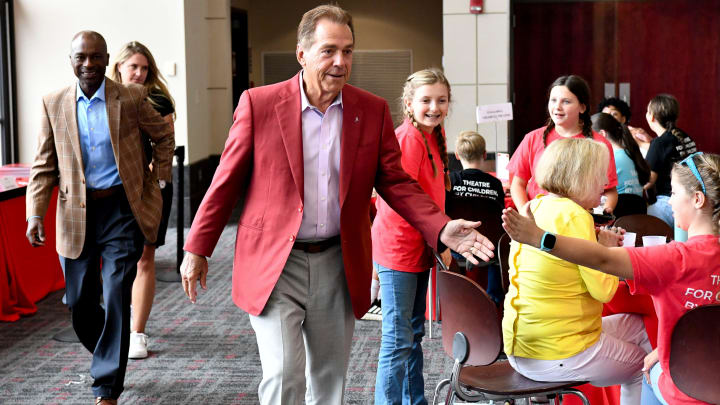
540, 231, 556, 252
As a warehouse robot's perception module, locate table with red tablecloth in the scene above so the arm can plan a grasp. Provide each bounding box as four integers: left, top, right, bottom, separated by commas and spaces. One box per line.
562, 281, 658, 405
0, 186, 64, 322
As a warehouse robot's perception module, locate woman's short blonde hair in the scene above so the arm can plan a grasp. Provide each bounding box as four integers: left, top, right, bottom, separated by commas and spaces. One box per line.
535, 138, 609, 202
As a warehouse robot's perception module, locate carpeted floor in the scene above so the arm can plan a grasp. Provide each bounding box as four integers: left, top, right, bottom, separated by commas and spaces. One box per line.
0, 225, 454, 404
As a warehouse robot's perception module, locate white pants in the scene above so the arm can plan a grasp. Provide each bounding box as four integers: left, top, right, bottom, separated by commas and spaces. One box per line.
508, 313, 651, 405
249, 244, 355, 405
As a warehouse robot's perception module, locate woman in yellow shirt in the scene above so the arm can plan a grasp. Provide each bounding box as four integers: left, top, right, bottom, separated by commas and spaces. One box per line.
503, 138, 650, 405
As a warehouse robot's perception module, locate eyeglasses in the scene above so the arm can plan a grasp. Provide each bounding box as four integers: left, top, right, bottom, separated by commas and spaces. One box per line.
679, 152, 706, 194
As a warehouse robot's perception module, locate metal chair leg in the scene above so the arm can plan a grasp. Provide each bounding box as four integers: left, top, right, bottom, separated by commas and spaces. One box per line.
428, 264, 434, 339
558, 389, 589, 405
433, 379, 450, 405
444, 387, 456, 405
435, 264, 440, 325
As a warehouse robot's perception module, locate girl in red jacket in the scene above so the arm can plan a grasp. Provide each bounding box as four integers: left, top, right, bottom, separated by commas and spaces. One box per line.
371, 68, 451, 405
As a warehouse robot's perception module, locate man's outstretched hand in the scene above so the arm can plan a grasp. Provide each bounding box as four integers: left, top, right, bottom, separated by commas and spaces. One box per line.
439, 219, 495, 265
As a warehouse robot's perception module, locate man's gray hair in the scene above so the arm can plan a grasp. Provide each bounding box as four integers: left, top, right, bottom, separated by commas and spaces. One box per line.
297, 4, 354, 49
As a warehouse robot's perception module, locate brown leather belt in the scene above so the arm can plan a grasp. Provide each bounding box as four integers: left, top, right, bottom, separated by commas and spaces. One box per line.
88, 184, 124, 200
292, 235, 341, 253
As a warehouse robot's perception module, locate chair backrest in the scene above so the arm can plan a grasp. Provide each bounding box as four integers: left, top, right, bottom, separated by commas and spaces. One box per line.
437, 269, 502, 366
445, 196, 505, 248
613, 214, 673, 246
496, 232, 511, 293
614, 193, 647, 218
669, 303, 720, 402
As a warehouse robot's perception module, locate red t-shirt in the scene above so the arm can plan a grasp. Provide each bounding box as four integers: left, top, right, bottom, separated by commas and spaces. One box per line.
626, 235, 720, 405
508, 127, 618, 199
371, 120, 446, 272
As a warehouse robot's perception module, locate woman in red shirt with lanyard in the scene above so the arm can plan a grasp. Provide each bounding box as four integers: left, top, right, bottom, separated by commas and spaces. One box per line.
371, 68, 452, 405
509, 75, 619, 214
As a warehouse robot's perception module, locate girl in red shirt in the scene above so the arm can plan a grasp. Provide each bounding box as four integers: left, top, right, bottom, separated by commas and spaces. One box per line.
371, 68, 451, 405
502, 152, 720, 405
508, 75, 619, 213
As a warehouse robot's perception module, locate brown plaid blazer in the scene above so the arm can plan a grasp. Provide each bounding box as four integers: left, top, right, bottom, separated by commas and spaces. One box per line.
26, 78, 175, 259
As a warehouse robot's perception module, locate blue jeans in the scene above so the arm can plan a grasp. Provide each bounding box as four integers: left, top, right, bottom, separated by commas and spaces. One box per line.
641, 362, 668, 405
374, 263, 429, 405
647, 195, 674, 228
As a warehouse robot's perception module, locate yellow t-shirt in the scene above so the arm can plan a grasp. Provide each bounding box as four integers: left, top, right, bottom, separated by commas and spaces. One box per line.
502, 196, 619, 360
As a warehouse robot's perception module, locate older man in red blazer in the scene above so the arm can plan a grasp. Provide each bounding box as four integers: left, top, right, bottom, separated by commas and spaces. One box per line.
181, 5, 493, 405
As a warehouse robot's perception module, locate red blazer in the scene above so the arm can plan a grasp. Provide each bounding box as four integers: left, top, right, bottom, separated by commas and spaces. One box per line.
185, 73, 449, 318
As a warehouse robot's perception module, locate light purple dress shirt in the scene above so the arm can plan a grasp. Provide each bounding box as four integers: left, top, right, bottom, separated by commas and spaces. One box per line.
296, 72, 343, 241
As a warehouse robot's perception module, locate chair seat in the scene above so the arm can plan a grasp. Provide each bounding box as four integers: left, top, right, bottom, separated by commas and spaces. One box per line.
458, 360, 587, 396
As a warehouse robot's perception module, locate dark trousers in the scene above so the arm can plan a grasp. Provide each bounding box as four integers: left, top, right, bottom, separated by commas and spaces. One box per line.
60, 192, 143, 399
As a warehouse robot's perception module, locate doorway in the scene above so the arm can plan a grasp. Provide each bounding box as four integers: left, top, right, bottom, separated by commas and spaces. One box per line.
231, 8, 249, 107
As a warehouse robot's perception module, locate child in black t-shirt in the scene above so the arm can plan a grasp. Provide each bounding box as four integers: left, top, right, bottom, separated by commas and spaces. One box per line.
447, 131, 505, 304
448, 132, 505, 211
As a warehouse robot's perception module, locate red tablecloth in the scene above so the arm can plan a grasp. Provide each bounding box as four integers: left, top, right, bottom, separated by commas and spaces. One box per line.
562, 282, 658, 405
0, 188, 64, 322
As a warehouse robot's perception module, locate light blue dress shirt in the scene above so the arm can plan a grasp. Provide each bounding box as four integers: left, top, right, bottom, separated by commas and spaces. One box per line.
76, 79, 121, 190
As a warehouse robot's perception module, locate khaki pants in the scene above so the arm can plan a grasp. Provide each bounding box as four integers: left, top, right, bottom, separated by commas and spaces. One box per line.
249, 244, 355, 405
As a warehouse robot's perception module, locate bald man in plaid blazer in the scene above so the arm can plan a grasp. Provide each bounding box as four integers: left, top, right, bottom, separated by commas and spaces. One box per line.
25, 31, 173, 405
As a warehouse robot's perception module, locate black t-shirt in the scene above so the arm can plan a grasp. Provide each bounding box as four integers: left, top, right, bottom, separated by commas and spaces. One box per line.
446, 168, 505, 213
646, 129, 696, 196
144, 90, 175, 163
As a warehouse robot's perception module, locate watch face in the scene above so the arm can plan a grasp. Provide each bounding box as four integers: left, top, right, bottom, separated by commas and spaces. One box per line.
545, 233, 556, 250
541, 232, 556, 251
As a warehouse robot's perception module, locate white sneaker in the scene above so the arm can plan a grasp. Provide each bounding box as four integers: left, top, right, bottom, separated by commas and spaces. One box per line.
128, 332, 148, 359
361, 300, 382, 321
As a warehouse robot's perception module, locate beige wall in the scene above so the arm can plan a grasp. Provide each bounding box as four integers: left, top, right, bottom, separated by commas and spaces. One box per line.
183, 0, 233, 163
14, 0, 187, 164
443, 0, 510, 153
241, 0, 443, 87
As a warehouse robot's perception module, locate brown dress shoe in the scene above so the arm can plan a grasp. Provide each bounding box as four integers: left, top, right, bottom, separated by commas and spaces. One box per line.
95, 397, 118, 405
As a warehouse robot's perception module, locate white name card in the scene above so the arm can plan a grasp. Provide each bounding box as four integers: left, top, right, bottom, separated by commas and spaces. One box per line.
495, 153, 510, 182
476, 103, 513, 124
